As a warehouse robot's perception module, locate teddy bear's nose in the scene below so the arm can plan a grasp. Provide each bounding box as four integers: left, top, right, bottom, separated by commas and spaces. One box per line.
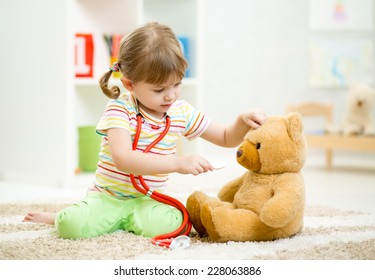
237, 149, 243, 158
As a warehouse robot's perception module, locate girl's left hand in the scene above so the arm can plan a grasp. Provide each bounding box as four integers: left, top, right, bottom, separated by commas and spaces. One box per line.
242, 109, 267, 129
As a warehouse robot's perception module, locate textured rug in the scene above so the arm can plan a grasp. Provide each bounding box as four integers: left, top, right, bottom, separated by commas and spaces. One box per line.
1, 202, 375, 260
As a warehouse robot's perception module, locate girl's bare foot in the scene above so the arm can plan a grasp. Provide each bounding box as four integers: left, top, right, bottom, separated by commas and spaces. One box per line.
23, 212, 56, 225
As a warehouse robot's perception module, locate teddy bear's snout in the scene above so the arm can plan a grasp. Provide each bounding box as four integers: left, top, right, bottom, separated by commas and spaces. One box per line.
237, 149, 243, 158
236, 141, 261, 172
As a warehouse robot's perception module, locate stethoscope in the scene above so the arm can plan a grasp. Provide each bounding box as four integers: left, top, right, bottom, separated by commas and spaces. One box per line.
129, 106, 192, 250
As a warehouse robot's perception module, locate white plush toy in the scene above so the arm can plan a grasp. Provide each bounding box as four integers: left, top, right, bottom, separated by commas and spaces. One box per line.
341, 84, 375, 136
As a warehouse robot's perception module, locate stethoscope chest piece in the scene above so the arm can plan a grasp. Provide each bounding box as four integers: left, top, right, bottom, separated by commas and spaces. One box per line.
169, 235, 191, 250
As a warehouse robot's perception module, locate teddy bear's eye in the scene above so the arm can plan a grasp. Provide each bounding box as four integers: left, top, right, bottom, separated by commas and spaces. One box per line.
256, 143, 261, 149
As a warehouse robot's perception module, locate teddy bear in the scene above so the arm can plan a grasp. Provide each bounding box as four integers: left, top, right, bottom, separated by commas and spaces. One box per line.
341, 84, 375, 136
186, 112, 307, 242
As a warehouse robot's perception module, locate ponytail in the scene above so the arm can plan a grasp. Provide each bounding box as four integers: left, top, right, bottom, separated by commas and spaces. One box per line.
99, 69, 121, 99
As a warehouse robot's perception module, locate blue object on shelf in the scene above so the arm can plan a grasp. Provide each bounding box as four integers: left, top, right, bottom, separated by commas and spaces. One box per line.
178, 36, 191, 77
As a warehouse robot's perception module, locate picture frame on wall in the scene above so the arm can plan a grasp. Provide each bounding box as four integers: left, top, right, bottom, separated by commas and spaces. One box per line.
309, 39, 374, 88
309, 0, 374, 31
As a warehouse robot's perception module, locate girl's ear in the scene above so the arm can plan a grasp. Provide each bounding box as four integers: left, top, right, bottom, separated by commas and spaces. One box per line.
121, 77, 134, 92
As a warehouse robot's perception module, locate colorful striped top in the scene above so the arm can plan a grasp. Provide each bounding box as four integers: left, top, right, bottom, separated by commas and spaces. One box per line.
92, 92, 211, 198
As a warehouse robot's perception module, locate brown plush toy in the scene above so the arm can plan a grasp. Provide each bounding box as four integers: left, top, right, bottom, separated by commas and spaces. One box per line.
187, 112, 307, 242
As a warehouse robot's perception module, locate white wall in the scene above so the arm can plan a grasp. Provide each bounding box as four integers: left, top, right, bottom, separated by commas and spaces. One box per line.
197, 0, 375, 162
200, 0, 375, 119
201, 0, 309, 117
0, 0, 68, 185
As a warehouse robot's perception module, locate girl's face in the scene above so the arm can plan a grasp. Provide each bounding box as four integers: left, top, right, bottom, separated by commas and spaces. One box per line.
122, 75, 182, 119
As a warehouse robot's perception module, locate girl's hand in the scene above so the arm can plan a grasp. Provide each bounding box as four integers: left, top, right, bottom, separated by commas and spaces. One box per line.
176, 155, 214, 176
241, 108, 267, 129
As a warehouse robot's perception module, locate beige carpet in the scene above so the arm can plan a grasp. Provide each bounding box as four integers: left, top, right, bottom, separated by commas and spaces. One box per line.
1, 202, 375, 260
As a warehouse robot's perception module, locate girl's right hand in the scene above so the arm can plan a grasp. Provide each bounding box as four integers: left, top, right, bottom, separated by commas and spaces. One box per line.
176, 155, 214, 176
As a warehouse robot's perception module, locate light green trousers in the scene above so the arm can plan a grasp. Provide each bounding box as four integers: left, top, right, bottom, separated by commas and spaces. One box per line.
55, 192, 183, 239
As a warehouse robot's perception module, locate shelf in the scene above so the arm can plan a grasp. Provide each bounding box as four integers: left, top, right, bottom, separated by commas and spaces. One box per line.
68, 0, 200, 188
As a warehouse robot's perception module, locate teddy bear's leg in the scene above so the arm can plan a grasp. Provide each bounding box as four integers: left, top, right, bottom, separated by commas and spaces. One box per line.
201, 200, 266, 242
364, 122, 375, 135
186, 191, 213, 236
343, 123, 362, 135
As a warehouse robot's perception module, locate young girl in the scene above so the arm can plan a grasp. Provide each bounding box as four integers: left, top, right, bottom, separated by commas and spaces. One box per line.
24, 22, 266, 239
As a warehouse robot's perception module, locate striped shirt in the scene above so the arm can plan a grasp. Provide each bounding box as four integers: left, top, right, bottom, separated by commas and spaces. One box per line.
92, 92, 211, 198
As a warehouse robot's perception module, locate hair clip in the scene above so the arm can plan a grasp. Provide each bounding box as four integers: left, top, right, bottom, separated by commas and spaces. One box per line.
109, 62, 120, 72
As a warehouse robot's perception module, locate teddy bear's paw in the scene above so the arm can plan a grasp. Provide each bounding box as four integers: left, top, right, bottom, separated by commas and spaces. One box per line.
259, 206, 293, 228
343, 125, 362, 136
186, 192, 208, 237
201, 203, 221, 242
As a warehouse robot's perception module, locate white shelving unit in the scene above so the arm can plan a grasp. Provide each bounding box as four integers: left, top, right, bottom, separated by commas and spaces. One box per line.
65, 0, 201, 187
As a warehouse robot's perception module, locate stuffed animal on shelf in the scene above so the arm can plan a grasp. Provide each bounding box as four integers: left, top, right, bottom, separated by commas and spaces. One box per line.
341, 84, 375, 136
187, 113, 307, 242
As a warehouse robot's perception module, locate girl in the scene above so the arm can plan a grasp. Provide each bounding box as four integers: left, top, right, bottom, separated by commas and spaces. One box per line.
24, 22, 266, 239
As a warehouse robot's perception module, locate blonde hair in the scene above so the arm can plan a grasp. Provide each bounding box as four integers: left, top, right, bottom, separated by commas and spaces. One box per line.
99, 22, 188, 99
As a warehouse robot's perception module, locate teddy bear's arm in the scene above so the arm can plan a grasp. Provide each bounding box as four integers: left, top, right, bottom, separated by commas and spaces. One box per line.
260, 173, 305, 228
217, 173, 247, 203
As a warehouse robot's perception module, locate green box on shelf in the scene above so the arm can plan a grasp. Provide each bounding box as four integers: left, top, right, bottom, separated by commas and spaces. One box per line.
78, 126, 101, 172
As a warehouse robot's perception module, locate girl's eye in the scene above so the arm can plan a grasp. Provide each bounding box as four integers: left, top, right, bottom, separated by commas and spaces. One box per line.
174, 82, 181, 87
154, 88, 164, 93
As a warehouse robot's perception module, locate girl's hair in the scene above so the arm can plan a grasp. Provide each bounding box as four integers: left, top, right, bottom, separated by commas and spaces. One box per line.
99, 22, 188, 99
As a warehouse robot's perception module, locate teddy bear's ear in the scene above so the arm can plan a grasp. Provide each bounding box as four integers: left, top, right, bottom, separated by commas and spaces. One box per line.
286, 112, 304, 143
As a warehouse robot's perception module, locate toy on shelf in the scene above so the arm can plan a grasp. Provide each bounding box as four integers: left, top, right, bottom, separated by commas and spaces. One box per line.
75, 33, 94, 78
341, 84, 375, 136
177, 36, 191, 78
104, 34, 123, 79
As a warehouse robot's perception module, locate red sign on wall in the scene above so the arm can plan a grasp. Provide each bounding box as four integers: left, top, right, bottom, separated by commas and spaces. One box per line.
75, 33, 94, 78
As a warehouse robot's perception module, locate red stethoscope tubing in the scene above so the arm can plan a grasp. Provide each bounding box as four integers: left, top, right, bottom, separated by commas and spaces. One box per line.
129, 113, 192, 248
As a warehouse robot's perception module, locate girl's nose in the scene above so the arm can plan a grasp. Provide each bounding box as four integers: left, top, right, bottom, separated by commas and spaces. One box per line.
164, 89, 175, 100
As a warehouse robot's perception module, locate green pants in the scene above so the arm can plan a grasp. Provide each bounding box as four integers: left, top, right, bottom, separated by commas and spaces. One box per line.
55, 192, 183, 239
